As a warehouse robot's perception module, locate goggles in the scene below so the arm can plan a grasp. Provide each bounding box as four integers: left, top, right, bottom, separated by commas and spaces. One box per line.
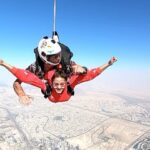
41, 52, 61, 65
53, 82, 66, 88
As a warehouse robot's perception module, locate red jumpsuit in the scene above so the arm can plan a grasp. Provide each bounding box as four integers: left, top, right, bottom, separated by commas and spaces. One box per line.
11, 67, 102, 103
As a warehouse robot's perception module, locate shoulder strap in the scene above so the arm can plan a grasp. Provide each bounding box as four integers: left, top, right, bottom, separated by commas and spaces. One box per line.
67, 81, 74, 95
59, 43, 73, 75
34, 47, 45, 78
41, 82, 52, 98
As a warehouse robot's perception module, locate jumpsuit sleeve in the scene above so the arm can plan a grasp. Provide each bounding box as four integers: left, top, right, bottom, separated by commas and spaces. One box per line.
11, 67, 46, 91
71, 68, 102, 87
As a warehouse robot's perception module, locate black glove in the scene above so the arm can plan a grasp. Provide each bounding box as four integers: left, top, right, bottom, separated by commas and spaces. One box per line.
41, 83, 52, 98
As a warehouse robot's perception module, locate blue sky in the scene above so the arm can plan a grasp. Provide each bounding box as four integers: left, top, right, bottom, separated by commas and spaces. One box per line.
0, 0, 150, 91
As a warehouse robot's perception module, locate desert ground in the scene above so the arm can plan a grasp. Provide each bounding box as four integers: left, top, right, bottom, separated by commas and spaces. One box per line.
0, 83, 150, 150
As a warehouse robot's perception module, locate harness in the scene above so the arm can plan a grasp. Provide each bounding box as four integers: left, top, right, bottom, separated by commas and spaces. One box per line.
36, 0, 75, 98
34, 48, 74, 98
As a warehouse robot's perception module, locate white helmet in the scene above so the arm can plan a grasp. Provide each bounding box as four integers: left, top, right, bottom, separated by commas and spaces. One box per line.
38, 37, 61, 65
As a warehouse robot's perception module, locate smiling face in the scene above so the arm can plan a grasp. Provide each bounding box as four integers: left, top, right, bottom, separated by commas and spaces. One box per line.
52, 77, 66, 93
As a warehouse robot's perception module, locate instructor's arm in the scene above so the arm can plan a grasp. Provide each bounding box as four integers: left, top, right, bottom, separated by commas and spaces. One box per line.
13, 79, 33, 105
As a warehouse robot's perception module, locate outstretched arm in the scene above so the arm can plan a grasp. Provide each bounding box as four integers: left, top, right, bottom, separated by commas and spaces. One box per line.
99, 56, 117, 72
0, 59, 46, 105
71, 57, 117, 87
0, 60, 30, 105
13, 79, 33, 105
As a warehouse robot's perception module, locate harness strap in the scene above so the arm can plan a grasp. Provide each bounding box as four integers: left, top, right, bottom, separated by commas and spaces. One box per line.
41, 82, 52, 98
67, 82, 74, 95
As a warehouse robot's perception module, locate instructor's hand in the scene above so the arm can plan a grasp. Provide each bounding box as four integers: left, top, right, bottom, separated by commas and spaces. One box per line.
72, 65, 87, 74
18, 95, 33, 106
